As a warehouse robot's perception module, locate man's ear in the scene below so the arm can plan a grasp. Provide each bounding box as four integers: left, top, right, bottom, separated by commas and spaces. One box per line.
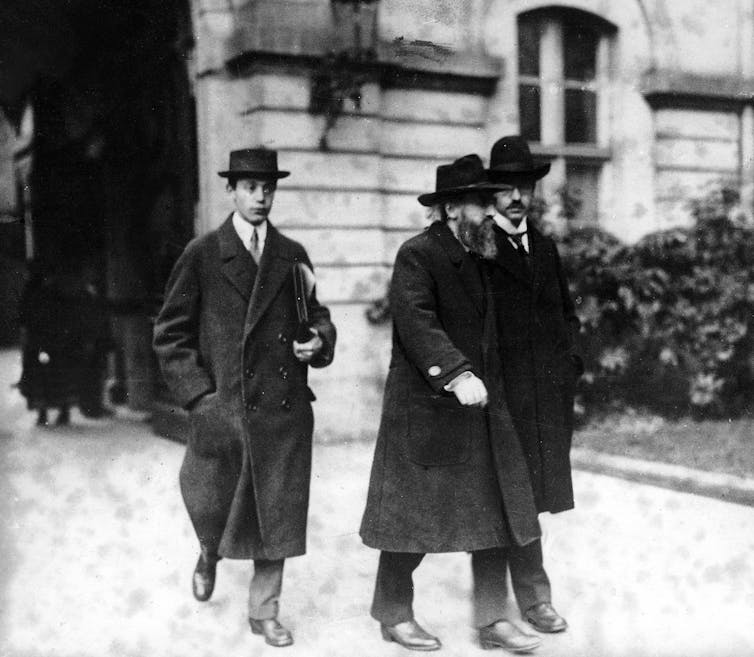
444, 201, 459, 220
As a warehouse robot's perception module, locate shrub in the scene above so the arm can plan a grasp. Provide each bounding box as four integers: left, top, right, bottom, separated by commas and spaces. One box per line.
560, 185, 754, 420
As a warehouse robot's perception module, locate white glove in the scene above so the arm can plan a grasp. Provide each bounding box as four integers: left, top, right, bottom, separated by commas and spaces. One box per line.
446, 371, 488, 407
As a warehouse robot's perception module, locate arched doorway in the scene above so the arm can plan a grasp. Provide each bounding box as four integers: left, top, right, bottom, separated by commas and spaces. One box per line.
0, 0, 197, 409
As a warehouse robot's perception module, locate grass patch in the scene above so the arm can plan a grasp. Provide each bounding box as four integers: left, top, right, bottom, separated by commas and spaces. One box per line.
573, 411, 754, 479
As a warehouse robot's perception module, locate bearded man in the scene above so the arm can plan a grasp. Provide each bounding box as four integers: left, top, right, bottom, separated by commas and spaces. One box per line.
360, 154, 543, 653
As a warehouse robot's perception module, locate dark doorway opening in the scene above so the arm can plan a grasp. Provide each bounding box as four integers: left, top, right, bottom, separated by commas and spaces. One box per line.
1, 0, 197, 409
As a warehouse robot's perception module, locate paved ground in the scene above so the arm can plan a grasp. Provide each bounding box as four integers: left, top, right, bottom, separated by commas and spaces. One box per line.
2, 348, 754, 657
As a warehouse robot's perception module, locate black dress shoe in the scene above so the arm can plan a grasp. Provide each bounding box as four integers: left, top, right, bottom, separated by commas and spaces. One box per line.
524, 602, 568, 633
249, 618, 294, 647
479, 620, 541, 653
192, 552, 218, 602
380, 620, 441, 651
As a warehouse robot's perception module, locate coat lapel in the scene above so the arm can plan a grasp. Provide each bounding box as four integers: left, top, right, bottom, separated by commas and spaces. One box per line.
429, 222, 485, 316
244, 222, 296, 340
218, 215, 258, 301
528, 225, 548, 296
492, 225, 533, 287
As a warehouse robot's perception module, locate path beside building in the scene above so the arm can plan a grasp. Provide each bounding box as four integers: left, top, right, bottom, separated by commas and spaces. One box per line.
2, 348, 754, 657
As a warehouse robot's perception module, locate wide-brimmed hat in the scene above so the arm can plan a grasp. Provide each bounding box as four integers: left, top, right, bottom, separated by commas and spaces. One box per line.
217, 148, 290, 179
487, 135, 550, 181
418, 154, 500, 206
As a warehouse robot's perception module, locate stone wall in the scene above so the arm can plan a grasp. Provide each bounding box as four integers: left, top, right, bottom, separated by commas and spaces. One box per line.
186, 0, 754, 439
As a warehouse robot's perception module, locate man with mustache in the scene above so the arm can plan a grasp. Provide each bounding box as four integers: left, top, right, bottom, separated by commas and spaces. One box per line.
485, 136, 583, 636
360, 154, 543, 652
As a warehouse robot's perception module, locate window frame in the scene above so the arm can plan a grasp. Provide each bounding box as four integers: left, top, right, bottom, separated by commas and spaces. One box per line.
516, 8, 616, 227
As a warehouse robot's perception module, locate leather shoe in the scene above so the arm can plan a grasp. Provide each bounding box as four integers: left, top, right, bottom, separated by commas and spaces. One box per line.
249, 618, 294, 647
192, 552, 218, 602
479, 620, 541, 653
381, 620, 442, 651
524, 602, 567, 633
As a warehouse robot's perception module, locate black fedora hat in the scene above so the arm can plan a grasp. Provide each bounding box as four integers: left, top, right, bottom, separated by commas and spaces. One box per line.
418, 154, 499, 206
488, 135, 550, 181
218, 148, 290, 179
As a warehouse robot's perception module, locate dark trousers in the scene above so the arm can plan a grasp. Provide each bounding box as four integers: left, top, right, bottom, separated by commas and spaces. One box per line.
371, 540, 550, 629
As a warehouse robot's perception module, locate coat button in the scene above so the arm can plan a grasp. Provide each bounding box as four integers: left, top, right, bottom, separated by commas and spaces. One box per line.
246, 399, 257, 412
245, 367, 254, 378
278, 366, 288, 379
281, 398, 291, 411
278, 333, 288, 345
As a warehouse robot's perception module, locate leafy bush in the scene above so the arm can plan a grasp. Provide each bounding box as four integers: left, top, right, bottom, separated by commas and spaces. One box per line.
559, 186, 754, 420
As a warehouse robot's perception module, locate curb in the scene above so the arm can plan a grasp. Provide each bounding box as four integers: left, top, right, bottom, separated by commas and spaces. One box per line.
571, 447, 754, 507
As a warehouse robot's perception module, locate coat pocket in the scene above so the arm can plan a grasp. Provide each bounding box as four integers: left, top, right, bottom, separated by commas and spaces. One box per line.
406, 394, 479, 466
188, 393, 242, 457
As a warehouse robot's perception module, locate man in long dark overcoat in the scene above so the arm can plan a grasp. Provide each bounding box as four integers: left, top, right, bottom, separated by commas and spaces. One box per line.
360, 154, 543, 653
485, 135, 583, 635
153, 148, 336, 648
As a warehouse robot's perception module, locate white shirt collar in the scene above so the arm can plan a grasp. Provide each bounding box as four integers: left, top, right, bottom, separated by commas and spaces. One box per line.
493, 213, 528, 235
232, 212, 267, 254
493, 214, 529, 253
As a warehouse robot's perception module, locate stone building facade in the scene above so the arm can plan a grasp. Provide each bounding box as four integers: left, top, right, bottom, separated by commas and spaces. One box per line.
3, 0, 754, 437
184, 0, 754, 439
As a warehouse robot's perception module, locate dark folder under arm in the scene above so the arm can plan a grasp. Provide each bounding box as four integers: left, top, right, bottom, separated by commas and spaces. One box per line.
293, 262, 315, 342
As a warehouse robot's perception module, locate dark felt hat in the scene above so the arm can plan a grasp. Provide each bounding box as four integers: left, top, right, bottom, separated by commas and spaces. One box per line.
487, 135, 550, 181
217, 148, 290, 179
418, 154, 500, 206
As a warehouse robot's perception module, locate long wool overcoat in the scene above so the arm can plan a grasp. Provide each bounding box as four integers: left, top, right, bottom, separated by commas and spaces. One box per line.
360, 221, 540, 554
153, 217, 336, 560
489, 224, 581, 514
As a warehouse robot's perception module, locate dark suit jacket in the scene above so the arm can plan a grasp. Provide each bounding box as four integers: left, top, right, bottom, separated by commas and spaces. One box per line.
153, 216, 336, 559
360, 221, 540, 553
490, 223, 581, 513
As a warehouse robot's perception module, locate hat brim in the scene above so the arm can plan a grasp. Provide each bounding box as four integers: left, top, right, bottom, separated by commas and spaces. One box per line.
417, 182, 501, 207
487, 163, 550, 181
218, 170, 290, 179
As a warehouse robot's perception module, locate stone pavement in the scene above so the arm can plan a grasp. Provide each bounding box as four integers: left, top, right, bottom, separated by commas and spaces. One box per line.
2, 348, 754, 657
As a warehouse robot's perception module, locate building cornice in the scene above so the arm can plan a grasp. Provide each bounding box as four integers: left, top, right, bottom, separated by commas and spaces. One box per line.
642, 69, 754, 111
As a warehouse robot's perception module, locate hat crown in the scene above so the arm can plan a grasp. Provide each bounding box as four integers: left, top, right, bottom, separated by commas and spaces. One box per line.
435, 154, 487, 193
229, 148, 277, 173
489, 136, 535, 171
417, 153, 499, 206
218, 147, 290, 179
487, 135, 551, 180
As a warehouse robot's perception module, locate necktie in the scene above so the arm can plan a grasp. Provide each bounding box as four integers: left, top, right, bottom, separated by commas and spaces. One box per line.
249, 228, 261, 264
507, 231, 528, 254
506, 231, 531, 276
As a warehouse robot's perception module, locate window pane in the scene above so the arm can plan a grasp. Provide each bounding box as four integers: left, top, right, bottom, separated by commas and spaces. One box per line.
565, 163, 600, 226
565, 89, 597, 143
518, 19, 540, 77
518, 84, 541, 142
563, 23, 597, 81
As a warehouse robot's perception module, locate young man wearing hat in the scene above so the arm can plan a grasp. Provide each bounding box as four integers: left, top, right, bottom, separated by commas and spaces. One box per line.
153, 148, 336, 647
485, 136, 583, 636
360, 154, 543, 653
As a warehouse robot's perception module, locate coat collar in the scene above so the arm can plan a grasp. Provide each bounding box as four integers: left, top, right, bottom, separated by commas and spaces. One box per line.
427, 221, 485, 316
218, 214, 257, 300
217, 214, 298, 336
243, 219, 298, 339
493, 223, 532, 287
491, 222, 549, 293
